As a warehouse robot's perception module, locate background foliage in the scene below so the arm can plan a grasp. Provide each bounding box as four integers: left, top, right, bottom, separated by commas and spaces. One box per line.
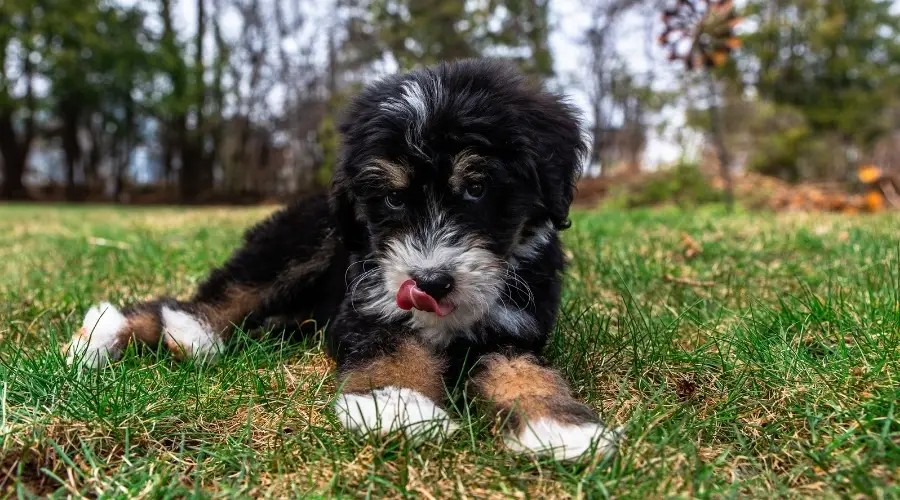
1, 0, 899, 203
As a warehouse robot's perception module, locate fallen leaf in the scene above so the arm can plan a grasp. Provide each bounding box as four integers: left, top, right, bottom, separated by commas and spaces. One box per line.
865, 190, 885, 212
680, 232, 703, 259
858, 165, 882, 184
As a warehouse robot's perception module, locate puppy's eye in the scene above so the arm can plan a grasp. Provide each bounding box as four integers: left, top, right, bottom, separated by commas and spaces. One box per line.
385, 191, 405, 210
463, 182, 486, 201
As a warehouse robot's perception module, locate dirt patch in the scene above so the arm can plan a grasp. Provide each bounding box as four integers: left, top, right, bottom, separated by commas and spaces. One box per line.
0, 447, 64, 497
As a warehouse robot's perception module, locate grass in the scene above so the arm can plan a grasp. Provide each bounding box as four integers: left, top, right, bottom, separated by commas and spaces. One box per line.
1, 203, 898, 498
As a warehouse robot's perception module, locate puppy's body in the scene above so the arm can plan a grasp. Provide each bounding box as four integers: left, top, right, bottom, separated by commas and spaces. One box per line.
67, 60, 621, 461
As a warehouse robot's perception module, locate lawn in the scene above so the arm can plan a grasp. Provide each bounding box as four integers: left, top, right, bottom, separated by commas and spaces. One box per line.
1, 204, 898, 498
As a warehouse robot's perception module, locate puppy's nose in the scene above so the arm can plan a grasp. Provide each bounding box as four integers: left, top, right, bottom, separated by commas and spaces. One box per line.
414, 272, 455, 301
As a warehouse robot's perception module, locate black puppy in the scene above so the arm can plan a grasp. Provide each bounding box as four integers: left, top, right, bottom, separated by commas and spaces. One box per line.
66, 59, 622, 460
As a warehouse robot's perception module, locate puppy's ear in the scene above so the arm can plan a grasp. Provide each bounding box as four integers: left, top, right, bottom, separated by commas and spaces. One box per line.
529, 95, 588, 231
330, 165, 366, 252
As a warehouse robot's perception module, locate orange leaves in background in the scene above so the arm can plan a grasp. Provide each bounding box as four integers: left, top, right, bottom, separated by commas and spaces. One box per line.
732, 170, 892, 214
857, 165, 882, 184
865, 190, 886, 212
857, 165, 888, 212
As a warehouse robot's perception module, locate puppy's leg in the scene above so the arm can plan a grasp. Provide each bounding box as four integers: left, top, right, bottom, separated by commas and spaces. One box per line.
66, 283, 264, 368
471, 353, 623, 461
334, 339, 457, 444
66, 198, 340, 368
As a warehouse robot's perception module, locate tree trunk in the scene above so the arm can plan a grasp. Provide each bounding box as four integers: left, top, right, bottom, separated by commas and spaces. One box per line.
176, 116, 200, 203
0, 43, 36, 200
162, 128, 174, 186
0, 113, 31, 200
706, 73, 734, 212
0, 153, 29, 200
591, 110, 605, 178
193, 0, 214, 196
116, 92, 136, 203
114, 140, 127, 202
60, 103, 82, 201
86, 120, 102, 189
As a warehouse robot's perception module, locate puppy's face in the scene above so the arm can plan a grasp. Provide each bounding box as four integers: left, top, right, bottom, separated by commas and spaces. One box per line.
355, 148, 533, 327
334, 60, 586, 331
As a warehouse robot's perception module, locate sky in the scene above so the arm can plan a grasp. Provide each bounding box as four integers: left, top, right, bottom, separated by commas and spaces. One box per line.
550, 0, 684, 167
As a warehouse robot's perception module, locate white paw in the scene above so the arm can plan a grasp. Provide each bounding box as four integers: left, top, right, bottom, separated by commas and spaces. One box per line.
335, 386, 458, 444
161, 307, 223, 362
66, 302, 128, 368
505, 418, 624, 461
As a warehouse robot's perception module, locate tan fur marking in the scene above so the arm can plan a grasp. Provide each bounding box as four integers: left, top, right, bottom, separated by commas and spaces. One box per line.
449, 150, 485, 190
475, 354, 570, 402
126, 311, 162, 346
199, 285, 262, 337
163, 335, 188, 361
365, 158, 409, 188
341, 340, 447, 403
472, 354, 596, 433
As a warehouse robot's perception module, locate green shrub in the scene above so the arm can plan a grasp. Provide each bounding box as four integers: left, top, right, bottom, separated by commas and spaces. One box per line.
616, 161, 723, 208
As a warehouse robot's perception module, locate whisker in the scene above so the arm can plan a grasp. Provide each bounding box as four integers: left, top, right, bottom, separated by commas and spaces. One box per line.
344, 257, 377, 287
502, 263, 535, 311
349, 267, 382, 315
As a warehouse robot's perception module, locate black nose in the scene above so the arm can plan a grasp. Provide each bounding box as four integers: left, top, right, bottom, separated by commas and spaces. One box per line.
414, 272, 455, 301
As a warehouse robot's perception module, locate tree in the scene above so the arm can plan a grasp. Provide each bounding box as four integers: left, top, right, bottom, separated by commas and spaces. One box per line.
661, 0, 743, 210
40, 0, 154, 200
582, 0, 671, 176
370, 0, 554, 77
154, 0, 225, 202
0, 0, 43, 200
739, 0, 900, 180
371, 0, 476, 70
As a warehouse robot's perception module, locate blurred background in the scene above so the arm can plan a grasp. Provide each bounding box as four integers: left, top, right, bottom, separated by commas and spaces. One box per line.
1, 0, 899, 211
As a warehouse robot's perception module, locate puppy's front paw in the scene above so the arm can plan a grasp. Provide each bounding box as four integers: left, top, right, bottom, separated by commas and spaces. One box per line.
335, 386, 458, 444
505, 418, 624, 461
65, 302, 128, 368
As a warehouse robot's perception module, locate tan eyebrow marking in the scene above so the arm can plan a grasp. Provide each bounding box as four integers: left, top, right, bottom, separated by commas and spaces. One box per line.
359, 158, 410, 189
449, 150, 485, 190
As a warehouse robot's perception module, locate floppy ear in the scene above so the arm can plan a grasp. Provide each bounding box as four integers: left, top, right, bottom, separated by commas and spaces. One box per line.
329, 100, 375, 252
529, 95, 588, 230
330, 162, 367, 252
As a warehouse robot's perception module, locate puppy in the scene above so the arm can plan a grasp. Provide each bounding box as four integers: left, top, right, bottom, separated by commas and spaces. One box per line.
66, 59, 622, 461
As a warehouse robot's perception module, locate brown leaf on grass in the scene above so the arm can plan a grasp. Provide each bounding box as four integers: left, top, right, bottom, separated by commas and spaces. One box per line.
675, 375, 698, 400
680, 232, 703, 259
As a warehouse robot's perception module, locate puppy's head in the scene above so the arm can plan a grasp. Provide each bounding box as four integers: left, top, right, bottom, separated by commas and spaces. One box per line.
332, 59, 586, 326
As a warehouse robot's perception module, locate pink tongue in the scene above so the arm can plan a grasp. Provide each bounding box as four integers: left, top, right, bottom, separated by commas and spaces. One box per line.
396, 279, 455, 316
